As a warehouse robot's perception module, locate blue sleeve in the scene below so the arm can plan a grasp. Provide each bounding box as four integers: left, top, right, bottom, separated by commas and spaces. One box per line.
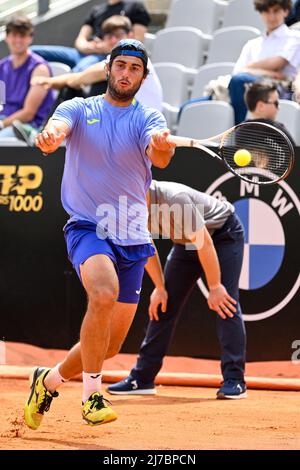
140, 108, 167, 156
52, 98, 82, 132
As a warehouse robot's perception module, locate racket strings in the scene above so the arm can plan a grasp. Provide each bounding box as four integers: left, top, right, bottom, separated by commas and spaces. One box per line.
220, 126, 293, 183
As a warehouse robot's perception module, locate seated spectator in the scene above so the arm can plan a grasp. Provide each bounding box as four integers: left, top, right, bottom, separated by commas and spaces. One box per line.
0, 15, 55, 138
31, 0, 150, 73
229, 0, 300, 124
13, 17, 162, 146
244, 79, 296, 145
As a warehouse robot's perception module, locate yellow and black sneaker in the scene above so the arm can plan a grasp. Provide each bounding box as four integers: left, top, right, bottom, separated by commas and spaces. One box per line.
82, 392, 117, 426
24, 367, 58, 430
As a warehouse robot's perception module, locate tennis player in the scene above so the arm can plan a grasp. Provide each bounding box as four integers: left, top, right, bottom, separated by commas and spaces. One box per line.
24, 39, 175, 429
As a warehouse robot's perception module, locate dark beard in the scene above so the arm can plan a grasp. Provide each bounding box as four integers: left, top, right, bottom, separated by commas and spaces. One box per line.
107, 74, 142, 102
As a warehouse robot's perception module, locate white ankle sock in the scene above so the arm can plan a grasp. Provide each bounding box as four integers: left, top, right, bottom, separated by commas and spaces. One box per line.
82, 371, 102, 403
44, 363, 69, 393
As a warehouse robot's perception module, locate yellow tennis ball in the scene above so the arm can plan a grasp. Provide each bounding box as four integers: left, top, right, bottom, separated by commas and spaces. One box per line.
233, 149, 252, 167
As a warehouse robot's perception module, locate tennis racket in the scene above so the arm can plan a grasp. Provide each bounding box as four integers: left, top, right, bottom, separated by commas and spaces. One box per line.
167, 121, 294, 185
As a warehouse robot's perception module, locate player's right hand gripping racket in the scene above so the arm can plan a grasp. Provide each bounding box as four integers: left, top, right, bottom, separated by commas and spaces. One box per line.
167, 121, 294, 185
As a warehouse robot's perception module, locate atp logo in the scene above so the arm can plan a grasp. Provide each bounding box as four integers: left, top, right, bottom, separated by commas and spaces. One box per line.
197, 172, 300, 321
0, 165, 43, 212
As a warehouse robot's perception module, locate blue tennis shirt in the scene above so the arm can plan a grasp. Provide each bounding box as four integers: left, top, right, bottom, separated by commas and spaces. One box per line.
52, 95, 166, 245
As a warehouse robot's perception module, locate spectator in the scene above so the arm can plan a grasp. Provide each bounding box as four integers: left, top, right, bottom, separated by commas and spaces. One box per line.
244, 80, 296, 145
0, 15, 54, 138
31, 0, 150, 72
13, 16, 162, 145
229, 0, 300, 124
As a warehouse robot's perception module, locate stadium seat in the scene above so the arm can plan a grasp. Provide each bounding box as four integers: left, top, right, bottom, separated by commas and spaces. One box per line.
144, 32, 156, 56
206, 26, 261, 64
49, 62, 71, 76
151, 27, 210, 69
165, 0, 227, 35
277, 100, 300, 146
177, 101, 235, 140
190, 62, 235, 99
153, 62, 190, 129
221, 0, 265, 31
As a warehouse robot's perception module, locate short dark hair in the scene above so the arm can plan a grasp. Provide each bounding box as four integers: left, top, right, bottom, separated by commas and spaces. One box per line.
244, 80, 278, 111
6, 15, 34, 35
254, 0, 292, 13
101, 15, 132, 36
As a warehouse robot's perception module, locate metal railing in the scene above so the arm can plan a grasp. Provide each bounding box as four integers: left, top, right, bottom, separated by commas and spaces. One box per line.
0, 0, 70, 23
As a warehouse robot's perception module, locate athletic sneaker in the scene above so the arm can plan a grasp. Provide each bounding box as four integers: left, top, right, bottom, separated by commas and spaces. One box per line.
82, 392, 117, 426
216, 380, 247, 399
107, 377, 157, 395
24, 367, 59, 430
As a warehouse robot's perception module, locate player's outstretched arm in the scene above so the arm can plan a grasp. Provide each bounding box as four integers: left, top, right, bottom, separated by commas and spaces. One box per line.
35, 119, 70, 154
147, 129, 176, 168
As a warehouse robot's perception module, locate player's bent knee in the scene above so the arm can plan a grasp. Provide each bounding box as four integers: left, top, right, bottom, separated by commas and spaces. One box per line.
88, 287, 118, 311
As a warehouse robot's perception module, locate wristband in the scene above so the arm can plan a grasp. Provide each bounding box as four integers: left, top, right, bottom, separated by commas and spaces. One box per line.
0, 120, 4, 130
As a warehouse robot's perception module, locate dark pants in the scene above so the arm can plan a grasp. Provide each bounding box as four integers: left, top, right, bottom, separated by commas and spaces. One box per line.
130, 214, 246, 384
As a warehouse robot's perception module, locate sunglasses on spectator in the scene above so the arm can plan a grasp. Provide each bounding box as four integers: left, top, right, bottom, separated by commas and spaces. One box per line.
262, 100, 279, 108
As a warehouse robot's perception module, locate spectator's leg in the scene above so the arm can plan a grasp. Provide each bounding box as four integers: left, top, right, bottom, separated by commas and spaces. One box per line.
72, 54, 106, 73
228, 73, 258, 124
30, 46, 82, 68
213, 215, 246, 382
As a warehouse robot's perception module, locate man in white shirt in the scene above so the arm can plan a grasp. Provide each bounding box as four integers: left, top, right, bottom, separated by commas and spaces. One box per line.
229, 0, 300, 123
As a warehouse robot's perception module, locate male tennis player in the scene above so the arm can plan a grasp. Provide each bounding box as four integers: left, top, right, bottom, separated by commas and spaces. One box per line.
108, 180, 247, 399
24, 39, 175, 429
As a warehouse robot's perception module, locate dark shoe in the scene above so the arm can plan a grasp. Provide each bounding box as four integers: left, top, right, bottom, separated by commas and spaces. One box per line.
107, 376, 156, 395
217, 379, 247, 399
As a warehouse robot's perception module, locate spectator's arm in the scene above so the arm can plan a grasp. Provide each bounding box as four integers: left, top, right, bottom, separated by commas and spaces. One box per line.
31, 72, 75, 90
66, 61, 106, 88
132, 24, 147, 42
246, 56, 288, 72
1, 63, 51, 127
242, 67, 286, 80
74, 25, 107, 54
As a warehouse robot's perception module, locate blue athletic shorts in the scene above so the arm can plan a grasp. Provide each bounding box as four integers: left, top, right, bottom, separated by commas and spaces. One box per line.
64, 220, 155, 304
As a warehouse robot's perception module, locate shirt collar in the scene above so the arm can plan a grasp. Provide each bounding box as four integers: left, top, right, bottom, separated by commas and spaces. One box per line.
263, 23, 289, 39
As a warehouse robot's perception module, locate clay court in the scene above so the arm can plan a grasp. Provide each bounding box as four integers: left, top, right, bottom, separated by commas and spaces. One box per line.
0, 343, 299, 450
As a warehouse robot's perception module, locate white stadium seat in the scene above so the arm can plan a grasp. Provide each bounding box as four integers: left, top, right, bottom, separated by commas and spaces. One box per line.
206, 26, 261, 64
277, 100, 300, 146
190, 62, 235, 99
151, 27, 210, 69
166, 0, 227, 35
177, 101, 235, 140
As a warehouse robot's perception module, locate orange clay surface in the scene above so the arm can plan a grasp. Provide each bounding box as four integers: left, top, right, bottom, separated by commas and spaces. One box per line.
0, 342, 299, 450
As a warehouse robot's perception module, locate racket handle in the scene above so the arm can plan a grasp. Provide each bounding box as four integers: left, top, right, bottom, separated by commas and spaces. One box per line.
167, 135, 196, 148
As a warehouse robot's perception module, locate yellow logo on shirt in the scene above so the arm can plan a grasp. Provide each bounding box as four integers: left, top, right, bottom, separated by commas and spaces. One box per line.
87, 119, 100, 124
